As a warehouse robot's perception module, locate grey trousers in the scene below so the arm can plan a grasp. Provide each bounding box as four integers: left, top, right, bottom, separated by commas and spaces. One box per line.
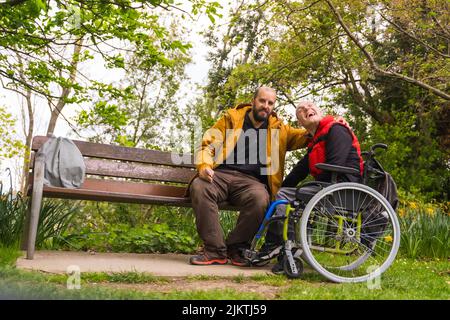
265, 187, 297, 244
274, 187, 297, 216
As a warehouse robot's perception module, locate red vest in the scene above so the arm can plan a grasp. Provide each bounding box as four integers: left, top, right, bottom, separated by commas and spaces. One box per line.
308, 116, 364, 179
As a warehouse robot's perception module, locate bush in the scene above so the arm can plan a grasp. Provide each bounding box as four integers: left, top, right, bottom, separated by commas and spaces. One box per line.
0, 191, 27, 247
62, 223, 197, 254
59, 201, 240, 254
398, 193, 449, 259
36, 199, 80, 249
0, 186, 79, 248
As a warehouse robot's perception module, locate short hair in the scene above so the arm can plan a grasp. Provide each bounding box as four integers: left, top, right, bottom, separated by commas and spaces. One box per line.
253, 86, 276, 100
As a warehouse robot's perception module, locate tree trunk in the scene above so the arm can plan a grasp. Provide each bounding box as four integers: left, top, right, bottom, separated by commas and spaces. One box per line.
46, 38, 83, 135
19, 88, 34, 194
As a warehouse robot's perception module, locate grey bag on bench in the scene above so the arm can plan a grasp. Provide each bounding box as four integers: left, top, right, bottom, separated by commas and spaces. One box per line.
39, 136, 85, 188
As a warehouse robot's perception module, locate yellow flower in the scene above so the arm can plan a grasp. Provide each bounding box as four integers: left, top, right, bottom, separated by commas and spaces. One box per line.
425, 207, 435, 216
409, 202, 418, 210
398, 208, 406, 218
384, 235, 393, 242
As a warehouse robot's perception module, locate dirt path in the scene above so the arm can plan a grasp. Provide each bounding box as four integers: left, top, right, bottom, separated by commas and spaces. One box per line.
97, 279, 283, 299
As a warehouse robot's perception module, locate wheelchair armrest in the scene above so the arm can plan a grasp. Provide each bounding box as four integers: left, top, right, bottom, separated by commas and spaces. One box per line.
315, 163, 360, 175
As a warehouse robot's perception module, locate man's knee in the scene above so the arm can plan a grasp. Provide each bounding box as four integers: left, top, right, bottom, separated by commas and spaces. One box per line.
249, 189, 270, 211
190, 177, 216, 200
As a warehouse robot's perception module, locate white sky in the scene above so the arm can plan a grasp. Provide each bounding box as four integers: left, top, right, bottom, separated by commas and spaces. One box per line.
0, 2, 232, 190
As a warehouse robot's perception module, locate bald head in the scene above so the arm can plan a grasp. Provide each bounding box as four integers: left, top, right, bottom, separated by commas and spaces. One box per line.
296, 101, 317, 117
253, 86, 276, 100
296, 100, 323, 133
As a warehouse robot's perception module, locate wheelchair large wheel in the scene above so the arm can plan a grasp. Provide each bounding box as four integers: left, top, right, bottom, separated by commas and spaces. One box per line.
299, 182, 400, 283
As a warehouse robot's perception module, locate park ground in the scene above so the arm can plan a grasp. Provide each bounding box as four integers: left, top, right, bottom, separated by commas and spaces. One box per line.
0, 247, 449, 300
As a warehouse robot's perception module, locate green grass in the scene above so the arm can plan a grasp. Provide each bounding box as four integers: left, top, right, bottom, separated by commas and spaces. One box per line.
0, 245, 22, 267
276, 258, 450, 299
185, 274, 221, 281
44, 271, 171, 285
0, 247, 448, 299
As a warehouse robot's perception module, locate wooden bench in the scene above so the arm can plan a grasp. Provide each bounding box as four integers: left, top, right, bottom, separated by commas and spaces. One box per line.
22, 135, 237, 259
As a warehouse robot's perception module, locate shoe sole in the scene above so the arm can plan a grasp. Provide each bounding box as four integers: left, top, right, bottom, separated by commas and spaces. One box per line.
190, 259, 228, 266
230, 260, 250, 267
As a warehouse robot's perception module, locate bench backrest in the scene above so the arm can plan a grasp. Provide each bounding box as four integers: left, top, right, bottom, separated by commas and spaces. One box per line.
29, 136, 198, 200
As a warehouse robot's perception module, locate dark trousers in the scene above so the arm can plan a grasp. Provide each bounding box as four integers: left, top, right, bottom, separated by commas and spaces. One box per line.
189, 169, 270, 259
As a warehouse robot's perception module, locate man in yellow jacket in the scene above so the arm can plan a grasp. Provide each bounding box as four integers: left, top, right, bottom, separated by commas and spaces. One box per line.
189, 86, 309, 266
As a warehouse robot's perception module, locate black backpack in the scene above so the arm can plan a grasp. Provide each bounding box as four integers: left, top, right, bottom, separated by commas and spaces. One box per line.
363, 147, 398, 211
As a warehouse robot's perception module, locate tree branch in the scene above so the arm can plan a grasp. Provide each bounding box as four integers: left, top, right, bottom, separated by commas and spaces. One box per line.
376, 8, 450, 59
324, 0, 450, 101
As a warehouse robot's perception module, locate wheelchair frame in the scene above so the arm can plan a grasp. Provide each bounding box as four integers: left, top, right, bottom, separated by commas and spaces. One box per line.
243, 144, 401, 283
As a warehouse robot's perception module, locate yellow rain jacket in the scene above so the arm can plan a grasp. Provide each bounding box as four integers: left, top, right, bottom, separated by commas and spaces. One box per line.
194, 104, 309, 199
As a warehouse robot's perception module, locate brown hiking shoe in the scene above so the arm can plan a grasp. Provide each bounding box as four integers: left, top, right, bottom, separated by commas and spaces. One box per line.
189, 253, 228, 266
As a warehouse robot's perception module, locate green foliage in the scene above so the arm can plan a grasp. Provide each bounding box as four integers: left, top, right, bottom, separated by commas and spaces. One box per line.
42, 271, 170, 285
0, 185, 79, 248
36, 199, 80, 249
397, 195, 449, 259
48, 200, 240, 254
77, 271, 170, 284
0, 191, 27, 247
77, 101, 130, 131
76, 21, 192, 148
195, 0, 449, 201
357, 111, 449, 200
219, 211, 239, 238
63, 223, 196, 254
0, 0, 219, 146
0, 245, 21, 267
0, 107, 25, 161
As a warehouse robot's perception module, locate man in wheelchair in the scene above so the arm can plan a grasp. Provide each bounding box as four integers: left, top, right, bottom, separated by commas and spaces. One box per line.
260, 101, 365, 274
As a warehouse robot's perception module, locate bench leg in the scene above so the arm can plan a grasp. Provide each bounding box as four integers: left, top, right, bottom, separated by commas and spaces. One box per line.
25, 152, 45, 260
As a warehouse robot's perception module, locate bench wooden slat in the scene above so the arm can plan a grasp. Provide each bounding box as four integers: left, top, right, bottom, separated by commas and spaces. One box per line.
28, 154, 196, 184
84, 158, 196, 184
31, 136, 195, 168
28, 178, 187, 197
27, 178, 236, 210
42, 187, 193, 206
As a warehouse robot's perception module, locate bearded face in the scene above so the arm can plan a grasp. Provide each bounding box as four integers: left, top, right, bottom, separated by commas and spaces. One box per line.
252, 88, 276, 122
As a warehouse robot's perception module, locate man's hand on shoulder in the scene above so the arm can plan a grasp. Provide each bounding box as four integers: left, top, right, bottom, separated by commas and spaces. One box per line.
199, 166, 214, 183
336, 116, 352, 129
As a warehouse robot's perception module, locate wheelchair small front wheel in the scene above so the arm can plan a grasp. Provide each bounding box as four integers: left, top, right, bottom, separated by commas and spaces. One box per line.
282, 256, 304, 279
299, 183, 400, 283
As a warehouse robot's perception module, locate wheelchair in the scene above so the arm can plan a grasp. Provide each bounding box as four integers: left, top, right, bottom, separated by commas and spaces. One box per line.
243, 144, 401, 283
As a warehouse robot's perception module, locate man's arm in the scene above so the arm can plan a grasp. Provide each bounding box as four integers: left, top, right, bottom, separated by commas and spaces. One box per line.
286, 125, 310, 151
195, 115, 227, 181
317, 125, 353, 181
281, 155, 310, 187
